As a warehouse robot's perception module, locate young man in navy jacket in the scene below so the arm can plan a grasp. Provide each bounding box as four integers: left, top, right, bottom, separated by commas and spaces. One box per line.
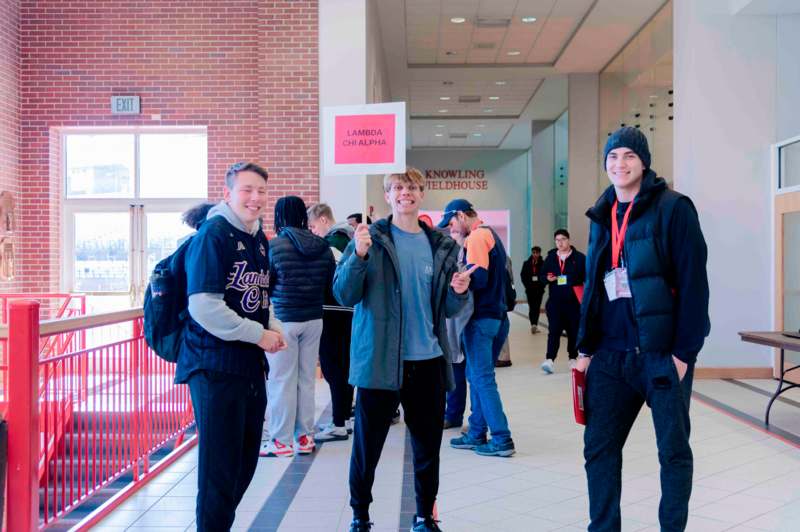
575, 127, 710, 531
175, 162, 286, 531
541, 230, 586, 374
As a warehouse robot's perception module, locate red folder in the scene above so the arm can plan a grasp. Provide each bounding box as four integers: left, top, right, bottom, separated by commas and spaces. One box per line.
571, 368, 587, 425
573, 284, 584, 304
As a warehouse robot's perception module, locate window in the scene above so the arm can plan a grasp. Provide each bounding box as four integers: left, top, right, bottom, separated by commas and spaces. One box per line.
65, 131, 207, 199
63, 128, 208, 313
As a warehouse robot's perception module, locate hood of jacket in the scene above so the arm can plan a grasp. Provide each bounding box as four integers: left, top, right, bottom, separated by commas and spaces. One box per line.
207, 201, 260, 236
280, 226, 330, 257
326, 221, 355, 240
586, 169, 668, 227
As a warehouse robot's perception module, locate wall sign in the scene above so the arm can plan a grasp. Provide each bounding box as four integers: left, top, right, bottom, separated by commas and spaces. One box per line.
111, 95, 140, 115
425, 169, 488, 190
322, 102, 406, 176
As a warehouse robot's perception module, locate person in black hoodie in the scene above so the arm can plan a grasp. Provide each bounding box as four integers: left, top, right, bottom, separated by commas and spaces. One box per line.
540, 229, 586, 374
261, 196, 336, 458
520, 246, 545, 333
575, 127, 709, 531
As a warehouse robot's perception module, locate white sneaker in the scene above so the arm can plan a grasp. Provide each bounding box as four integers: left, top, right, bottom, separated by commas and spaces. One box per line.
260, 439, 293, 457
541, 359, 554, 375
346, 418, 354, 434
531, 325, 538, 334
316, 422, 349, 441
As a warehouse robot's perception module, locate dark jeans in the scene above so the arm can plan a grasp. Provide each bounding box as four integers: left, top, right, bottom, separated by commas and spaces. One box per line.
445, 359, 467, 425
188, 370, 267, 532
584, 350, 694, 532
545, 298, 580, 360
319, 310, 354, 426
491, 314, 511, 365
525, 287, 544, 326
350, 357, 446, 520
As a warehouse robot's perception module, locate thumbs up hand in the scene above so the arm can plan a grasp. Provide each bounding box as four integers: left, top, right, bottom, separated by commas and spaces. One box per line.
354, 224, 372, 259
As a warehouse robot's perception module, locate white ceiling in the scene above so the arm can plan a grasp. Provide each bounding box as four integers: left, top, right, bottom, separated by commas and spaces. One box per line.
375, 0, 669, 149
406, 0, 595, 65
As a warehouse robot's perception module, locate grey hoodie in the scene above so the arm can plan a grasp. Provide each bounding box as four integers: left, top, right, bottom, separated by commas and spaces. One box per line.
186, 201, 266, 345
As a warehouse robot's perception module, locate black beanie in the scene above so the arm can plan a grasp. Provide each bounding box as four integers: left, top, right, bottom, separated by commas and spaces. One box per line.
274, 196, 308, 232
603, 127, 651, 170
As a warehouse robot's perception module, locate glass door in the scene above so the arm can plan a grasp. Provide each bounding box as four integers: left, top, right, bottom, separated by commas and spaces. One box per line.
774, 137, 800, 379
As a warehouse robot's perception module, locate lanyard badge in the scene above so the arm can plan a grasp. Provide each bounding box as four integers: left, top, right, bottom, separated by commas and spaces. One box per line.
605, 200, 634, 301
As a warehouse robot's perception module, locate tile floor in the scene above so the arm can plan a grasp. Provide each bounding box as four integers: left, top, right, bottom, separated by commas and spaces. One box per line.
92, 311, 800, 531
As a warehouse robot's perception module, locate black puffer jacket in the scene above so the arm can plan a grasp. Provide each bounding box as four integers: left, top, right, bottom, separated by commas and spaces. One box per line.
576, 170, 710, 363
269, 227, 335, 322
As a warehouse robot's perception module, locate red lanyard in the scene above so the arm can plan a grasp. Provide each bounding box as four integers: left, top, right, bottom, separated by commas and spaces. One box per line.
558, 256, 566, 274
611, 200, 634, 269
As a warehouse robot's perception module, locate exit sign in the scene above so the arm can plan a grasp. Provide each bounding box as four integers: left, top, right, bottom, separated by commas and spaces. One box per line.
111, 96, 140, 114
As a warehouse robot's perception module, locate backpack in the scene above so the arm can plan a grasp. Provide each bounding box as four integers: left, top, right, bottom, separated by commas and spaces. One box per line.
504, 267, 517, 312
482, 225, 517, 313
143, 236, 193, 362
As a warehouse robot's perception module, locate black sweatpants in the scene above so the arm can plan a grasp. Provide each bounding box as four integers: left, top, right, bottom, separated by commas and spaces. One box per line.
545, 298, 580, 360
526, 287, 545, 326
188, 369, 267, 532
319, 309, 354, 426
349, 356, 446, 521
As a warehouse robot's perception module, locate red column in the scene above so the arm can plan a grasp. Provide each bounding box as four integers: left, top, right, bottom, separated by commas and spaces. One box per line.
7, 300, 40, 532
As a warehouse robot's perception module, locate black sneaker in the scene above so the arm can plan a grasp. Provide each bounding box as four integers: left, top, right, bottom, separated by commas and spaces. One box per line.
411, 515, 442, 531
391, 409, 401, 425
349, 518, 373, 531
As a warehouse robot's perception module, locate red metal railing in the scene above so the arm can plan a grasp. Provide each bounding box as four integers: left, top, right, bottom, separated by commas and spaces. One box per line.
4, 301, 196, 531
0, 294, 87, 417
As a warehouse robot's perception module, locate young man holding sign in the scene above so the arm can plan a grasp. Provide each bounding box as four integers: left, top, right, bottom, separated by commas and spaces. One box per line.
333, 168, 472, 532
575, 127, 709, 531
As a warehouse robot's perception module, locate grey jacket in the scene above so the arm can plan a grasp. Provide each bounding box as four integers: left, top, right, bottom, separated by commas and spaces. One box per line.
333, 217, 468, 391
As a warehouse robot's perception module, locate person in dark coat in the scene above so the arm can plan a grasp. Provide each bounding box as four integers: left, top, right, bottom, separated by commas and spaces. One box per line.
575, 127, 709, 531
307, 202, 356, 441
520, 246, 545, 333
261, 196, 335, 458
540, 229, 586, 374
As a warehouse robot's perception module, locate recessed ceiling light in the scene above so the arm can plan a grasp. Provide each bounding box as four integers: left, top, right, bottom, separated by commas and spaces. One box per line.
495, 80, 507, 85
450, 17, 466, 24
488, 96, 500, 100
436, 124, 445, 128
649, 94, 659, 99
445, 50, 458, 56
483, 109, 493, 113
438, 109, 448, 113
473, 133, 482, 137
476, 124, 485, 128
435, 133, 444, 137
439, 96, 451, 101
507, 50, 521, 56
521, 16, 537, 23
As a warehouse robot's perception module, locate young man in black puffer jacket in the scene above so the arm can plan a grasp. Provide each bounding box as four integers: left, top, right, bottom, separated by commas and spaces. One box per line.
261, 196, 335, 458
575, 127, 709, 531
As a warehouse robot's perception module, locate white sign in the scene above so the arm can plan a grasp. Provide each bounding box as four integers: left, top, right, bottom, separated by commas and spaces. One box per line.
322, 102, 406, 176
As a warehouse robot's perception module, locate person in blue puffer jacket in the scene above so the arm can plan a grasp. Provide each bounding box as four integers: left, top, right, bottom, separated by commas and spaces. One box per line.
261, 196, 335, 458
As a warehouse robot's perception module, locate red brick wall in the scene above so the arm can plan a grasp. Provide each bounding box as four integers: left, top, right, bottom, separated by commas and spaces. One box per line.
17, 0, 319, 292
0, 0, 20, 294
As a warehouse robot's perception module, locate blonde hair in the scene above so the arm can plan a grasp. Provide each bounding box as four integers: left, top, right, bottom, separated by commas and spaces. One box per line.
307, 203, 334, 222
383, 167, 425, 193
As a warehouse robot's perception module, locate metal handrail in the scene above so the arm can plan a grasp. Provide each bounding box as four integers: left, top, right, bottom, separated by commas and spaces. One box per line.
0, 306, 143, 339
